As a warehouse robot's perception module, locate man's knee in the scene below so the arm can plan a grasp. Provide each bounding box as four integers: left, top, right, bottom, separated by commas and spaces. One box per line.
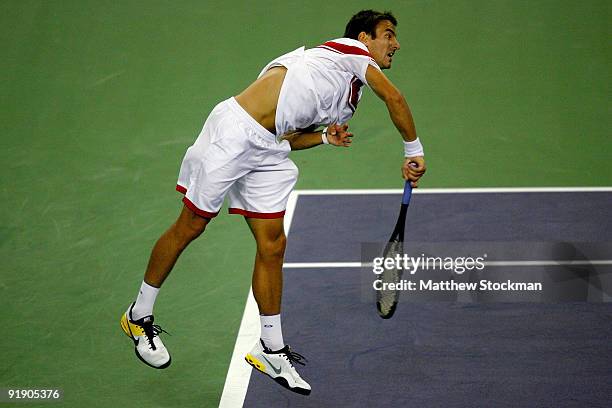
176, 220, 207, 243
173, 206, 209, 244
257, 233, 287, 260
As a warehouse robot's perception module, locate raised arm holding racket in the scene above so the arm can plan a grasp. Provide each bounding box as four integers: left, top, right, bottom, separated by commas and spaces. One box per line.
366, 53, 426, 318
366, 64, 426, 186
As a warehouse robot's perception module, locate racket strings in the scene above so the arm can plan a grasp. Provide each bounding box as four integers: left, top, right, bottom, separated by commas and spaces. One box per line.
376, 241, 404, 317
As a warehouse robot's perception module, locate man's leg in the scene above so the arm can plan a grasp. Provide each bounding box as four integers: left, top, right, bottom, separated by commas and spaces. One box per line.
131, 204, 209, 317
120, 205, 209, 369
245, 217, 286, 349
246, 217, 285, 314
243, 216, 311, 395
144, 205, 209, 286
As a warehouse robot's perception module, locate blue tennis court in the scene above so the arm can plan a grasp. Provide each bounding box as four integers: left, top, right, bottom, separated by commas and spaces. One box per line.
231, 188, 612, 407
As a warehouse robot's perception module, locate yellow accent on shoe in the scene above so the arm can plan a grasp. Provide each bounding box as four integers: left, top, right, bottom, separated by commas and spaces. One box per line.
120, 313, 145, 338
245, 354, 267, 373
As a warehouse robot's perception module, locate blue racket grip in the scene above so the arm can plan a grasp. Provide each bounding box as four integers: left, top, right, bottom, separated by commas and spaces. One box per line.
402, 180, 413, 205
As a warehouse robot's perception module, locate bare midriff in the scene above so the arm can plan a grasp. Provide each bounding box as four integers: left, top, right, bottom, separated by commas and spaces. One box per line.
234, 67, 287, 134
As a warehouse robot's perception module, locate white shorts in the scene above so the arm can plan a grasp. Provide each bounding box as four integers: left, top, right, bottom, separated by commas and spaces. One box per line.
176, 97, 298, 219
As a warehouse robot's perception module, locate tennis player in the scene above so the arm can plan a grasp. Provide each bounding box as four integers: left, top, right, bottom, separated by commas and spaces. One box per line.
120, 9, 426, 395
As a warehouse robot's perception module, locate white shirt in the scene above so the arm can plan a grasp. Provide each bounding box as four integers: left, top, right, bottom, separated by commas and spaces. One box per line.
258, 38, 381, 136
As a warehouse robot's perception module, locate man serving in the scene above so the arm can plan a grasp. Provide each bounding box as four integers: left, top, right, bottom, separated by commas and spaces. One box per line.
120, 9, 426, 395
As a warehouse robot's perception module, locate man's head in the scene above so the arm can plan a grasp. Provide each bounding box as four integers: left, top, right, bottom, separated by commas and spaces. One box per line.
344, 10, 400, 69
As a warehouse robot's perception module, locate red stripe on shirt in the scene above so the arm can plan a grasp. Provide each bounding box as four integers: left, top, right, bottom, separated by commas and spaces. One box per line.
318, 41, 371, 57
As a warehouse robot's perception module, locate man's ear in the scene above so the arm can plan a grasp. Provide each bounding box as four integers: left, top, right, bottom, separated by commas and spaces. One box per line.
357, 31, 369, 44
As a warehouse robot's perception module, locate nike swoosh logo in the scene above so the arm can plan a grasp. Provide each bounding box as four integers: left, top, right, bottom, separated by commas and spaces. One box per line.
261, 355, 282, 374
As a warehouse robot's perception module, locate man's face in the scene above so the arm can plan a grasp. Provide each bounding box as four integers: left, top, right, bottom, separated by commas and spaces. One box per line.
360, 20, 400, 69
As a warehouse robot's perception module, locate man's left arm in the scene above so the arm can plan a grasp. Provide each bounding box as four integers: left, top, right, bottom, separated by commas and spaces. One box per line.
282, 124, 353, 150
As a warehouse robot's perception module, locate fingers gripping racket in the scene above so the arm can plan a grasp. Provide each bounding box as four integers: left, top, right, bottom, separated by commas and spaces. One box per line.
376, 180, 413, 319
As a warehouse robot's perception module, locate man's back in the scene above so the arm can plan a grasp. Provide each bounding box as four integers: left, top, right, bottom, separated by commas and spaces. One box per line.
235, 67, 287, 134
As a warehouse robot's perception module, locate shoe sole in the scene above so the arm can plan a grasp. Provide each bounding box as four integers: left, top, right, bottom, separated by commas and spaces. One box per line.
244, 355, 311, 396
135, 349, 171, 370
244, 354, 267, 373
120, 313, 171, 370
274, 377, 311, 396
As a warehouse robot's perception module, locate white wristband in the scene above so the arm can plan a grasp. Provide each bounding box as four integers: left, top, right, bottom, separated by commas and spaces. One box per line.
403, 137, 424, 157
321, 127, 330, 144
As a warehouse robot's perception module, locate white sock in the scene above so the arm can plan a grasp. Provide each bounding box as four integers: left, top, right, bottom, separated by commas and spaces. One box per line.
260, 314, 284, 351
131, 281, 160, 320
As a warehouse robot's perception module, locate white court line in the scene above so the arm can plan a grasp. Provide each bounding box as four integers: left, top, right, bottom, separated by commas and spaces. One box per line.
485, 260, 612, 266
219, 187, 612, 407
284, 260, 612, 268
218, 193, 299, 408
295, 187, 612, 195
284, 262, 362, 268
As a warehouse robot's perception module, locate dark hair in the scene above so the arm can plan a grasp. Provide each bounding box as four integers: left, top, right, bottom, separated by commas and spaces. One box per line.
344, 10, 397, 40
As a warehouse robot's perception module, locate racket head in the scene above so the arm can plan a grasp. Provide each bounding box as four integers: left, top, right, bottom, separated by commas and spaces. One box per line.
376, 181, 413, 318
376, 239, 404, 319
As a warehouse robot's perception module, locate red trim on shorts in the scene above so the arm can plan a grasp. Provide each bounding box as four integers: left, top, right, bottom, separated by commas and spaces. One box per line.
318, 41, 371, 57
182, 197, 218, 218
229, 208, 285, 219
177, 184, 217, 218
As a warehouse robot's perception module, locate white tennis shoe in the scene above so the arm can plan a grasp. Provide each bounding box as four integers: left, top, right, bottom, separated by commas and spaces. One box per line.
245, 340, 311, 395
120, 303, 171, 369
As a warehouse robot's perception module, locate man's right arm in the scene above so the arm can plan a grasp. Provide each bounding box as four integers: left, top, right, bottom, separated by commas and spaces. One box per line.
366, 65, 418, 142
365, 65, 426, 185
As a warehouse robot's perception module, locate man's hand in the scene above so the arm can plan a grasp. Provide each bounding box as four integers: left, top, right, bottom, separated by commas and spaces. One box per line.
326, 123, 353, 147
403, 156, 426, 187
283, 123, 353, 150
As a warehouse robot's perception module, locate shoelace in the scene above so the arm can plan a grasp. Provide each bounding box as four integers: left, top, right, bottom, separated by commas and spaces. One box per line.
284, 348, 307, 367
142, 323, 170, 351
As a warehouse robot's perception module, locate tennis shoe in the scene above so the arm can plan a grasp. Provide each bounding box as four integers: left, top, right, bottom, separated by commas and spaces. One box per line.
245, 340, 311, 395
120, 303, 171, 369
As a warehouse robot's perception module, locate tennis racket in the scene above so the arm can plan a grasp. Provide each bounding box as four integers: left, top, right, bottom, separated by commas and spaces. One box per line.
376, 180, 413, 319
